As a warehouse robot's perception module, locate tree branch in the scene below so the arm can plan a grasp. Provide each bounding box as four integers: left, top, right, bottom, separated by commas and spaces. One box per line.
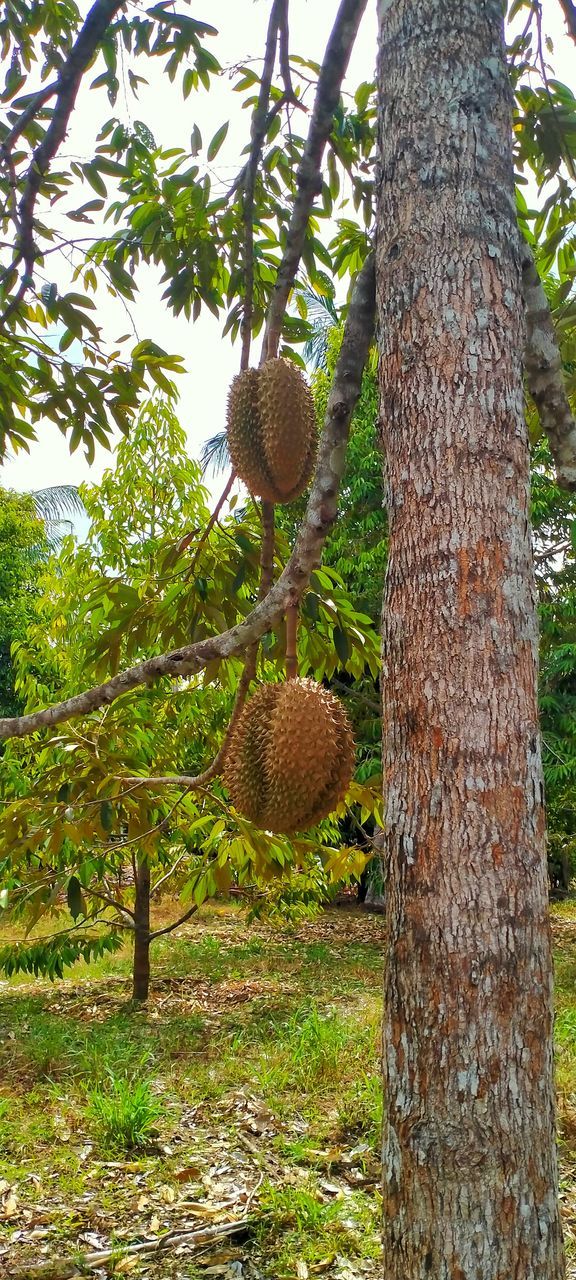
0, 0, 124, 328
185, 470, 236, 582
258, 499, 276, 596
2, 81, 60, 154
285, 603, 298, 678
278, 0, 295, 100
115, 523, 264, 797
0, 252, 375, 741
558, 0, 576, 44
261, 0, 369, 360
240, 0, 284, 369
522, 245, 576, 491
88, 886, 136, 923
150, 903, 198, 941
9, 1217, 251, 1280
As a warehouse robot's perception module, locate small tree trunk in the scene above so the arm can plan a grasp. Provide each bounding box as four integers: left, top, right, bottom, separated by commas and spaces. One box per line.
376, 2, 564, 1277
132, 853, 151, 1002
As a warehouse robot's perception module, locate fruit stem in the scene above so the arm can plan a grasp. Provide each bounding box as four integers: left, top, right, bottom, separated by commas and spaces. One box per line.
286, 603, 299, 679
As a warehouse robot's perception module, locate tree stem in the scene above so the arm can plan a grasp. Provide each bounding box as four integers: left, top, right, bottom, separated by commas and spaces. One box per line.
132, 852, 151, 1002
285, 604, 298, 679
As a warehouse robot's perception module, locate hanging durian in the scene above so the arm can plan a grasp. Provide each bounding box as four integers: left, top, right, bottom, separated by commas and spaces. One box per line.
226, 358, 316, 503
224, 677, 355, 834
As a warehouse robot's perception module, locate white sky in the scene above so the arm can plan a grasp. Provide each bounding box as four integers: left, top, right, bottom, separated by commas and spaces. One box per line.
1, 0, 574, 498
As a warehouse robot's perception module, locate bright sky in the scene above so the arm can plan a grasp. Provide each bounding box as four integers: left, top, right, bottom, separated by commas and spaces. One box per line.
1, 0, 574, 499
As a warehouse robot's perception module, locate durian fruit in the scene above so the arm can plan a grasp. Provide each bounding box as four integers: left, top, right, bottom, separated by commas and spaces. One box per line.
226, 358, 316, 503
226, 367, 272, 499
224, 678, 355, 834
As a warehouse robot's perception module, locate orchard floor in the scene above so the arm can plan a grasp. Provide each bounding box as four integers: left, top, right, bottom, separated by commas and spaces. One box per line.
0, 900, 575, 1279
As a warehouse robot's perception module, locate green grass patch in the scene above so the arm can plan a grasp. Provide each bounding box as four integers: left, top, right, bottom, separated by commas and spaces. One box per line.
86, 1069, 161, 1151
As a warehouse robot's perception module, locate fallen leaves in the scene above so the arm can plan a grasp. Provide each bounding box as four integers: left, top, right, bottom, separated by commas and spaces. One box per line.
0, 904, 385, 1280
1, 1183, 18, 1219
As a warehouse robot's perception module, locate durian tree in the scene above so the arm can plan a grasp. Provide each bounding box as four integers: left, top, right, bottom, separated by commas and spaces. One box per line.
0, 396, 379, 1001
1, 1, 576, 1276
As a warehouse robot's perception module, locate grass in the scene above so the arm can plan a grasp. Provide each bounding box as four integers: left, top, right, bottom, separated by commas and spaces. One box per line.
0, 904, 383, 1278
2, 901, 576, 1277
256, 1178, 381, 1276
87, 1068, 162, 1151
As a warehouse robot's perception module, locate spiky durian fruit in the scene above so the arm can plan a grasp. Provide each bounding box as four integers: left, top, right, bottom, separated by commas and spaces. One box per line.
225, 366, 270, 499
224, 678, 355, 834
226, 358, 316, 503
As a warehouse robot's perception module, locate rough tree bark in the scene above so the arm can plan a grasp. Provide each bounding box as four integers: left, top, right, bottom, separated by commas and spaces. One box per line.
376, 2, 564, 1277
132, 853, 151, 1002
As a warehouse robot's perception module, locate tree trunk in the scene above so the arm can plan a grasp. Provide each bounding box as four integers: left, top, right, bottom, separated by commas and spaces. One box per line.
376, 3, 564, 1277
132, 853, 151, 1002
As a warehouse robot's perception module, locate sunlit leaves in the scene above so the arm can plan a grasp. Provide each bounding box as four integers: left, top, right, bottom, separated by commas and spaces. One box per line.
0, 2, 219, 458
0, 395, 383, 977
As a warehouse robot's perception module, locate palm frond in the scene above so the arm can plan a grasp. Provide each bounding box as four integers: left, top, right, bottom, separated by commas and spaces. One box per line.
200, 431, 230, 477
32, 485, 86, 521
301, 287, 339, 371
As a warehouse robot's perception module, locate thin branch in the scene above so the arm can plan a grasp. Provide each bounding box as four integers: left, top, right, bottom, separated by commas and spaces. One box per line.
92, 787, 191, 853
522, 244, 576, 491
123, 775, 212, 787
240, 0, 284, 369
0, 0, 124, 328
0, 912, 110, 948
278, 0, 295, 100
150, 903, 198, 941
87, 886, 136, 923
261, 0, 369, 359
121, 659, 257, 794
534, 3, 576, 183
150, 849, 188, 898
534, 541, 571, 564
285, 603, 298, 679
9, 1217, 251, 1280
225, 91, 303, 203
258, 500, 276, 597
2, 81, 60, 153
332, 678, 381, 715
0, 254, 375, 741
184, 470, 236, 582
508, 6, 536, 71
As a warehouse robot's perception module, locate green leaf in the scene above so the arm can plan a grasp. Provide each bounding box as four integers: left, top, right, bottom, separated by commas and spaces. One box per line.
303, 592, 320, 623
333, 626, 351, 666
207, 121, 229, 161
100, 801, 114, 833
67, 876, 83, 921
83, 163, 108, 197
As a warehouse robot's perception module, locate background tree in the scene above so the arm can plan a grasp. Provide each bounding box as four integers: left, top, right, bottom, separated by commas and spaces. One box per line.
0, 396, 379, 1000
0, 487, 47, 718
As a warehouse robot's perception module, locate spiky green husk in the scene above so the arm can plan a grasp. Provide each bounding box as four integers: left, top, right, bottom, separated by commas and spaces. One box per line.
225, 359, 316, 504
224, 678, 355, 834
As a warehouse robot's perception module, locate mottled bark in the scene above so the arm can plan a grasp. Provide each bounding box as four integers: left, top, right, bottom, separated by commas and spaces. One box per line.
376, 2, 564, 1277
558, 0, 576, 45
132, 854, 151, 1002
